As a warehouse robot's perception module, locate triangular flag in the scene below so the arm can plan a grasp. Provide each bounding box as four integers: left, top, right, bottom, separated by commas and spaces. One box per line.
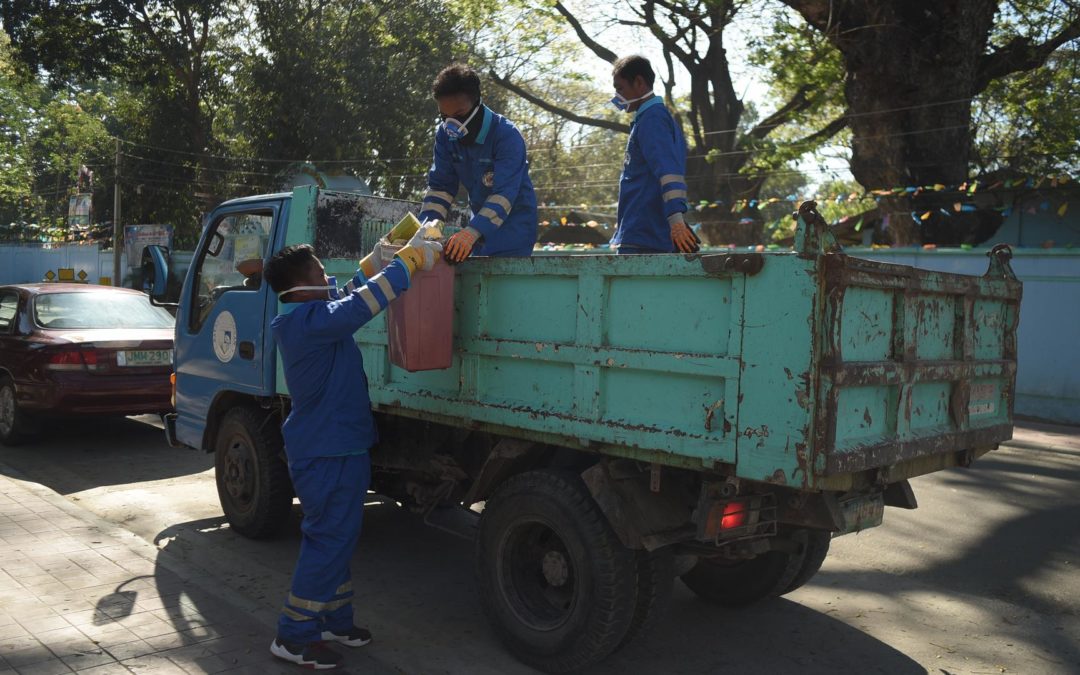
1059, 202, 1069, 217
920, 211, 932, 221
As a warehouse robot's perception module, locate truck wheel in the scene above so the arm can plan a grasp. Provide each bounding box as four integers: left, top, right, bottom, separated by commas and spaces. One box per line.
618, 547, 674, 649
475, 469, 637, 673
680, 537, 806, 608
0, 377, 35, 446
214, 406, 292, 539
783, 530, 831, 594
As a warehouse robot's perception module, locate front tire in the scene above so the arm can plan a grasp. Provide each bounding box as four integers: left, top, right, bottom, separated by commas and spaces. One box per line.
475, 470, 637, 673
0, 377, 35, 446
214, 406, 292, 539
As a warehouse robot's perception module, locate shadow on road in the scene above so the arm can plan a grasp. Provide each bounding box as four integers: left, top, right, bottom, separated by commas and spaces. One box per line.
149, 502, 924, 675
0, 415, 210, 493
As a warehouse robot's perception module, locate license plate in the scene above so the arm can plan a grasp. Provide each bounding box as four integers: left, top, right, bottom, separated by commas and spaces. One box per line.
837, 493, 884, 535
117, 349, 172, 367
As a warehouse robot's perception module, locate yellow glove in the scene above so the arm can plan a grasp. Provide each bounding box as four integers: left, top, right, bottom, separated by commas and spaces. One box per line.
395, 225, 444, 273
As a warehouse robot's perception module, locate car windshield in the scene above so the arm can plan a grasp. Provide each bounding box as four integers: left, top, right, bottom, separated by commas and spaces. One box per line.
34, 292, 175, 329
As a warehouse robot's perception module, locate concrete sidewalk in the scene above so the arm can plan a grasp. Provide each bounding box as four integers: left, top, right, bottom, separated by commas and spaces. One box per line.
0, 468, 383, 675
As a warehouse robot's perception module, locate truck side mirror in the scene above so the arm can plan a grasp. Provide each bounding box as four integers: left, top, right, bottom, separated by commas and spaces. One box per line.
142, 245, 177, 307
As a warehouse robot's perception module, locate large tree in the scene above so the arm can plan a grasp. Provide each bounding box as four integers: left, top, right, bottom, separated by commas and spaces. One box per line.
780, 0, 1080, 244
475, 0, 847, 243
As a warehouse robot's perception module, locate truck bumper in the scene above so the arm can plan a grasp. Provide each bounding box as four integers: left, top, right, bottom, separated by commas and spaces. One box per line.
162, 412, 185, 448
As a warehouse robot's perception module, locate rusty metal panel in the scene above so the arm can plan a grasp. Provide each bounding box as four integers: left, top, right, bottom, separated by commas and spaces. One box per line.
816, 252, 1022, 477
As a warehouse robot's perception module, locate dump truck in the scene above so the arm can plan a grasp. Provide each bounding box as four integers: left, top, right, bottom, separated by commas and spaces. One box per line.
144, 187, 1022, 672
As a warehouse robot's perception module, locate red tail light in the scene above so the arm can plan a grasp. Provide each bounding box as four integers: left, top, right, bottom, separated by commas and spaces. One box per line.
45, 349, 101, 371
720, 501, 747, 530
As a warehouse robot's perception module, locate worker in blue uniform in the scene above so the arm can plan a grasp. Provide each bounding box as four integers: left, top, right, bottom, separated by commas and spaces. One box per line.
263, 228, 442, 669
609, 55, 699, 254
419, 63, 538, 262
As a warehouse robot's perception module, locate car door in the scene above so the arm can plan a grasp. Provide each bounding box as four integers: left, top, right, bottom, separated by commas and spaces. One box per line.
0, 289, 22, 381
173, 202, 285, 449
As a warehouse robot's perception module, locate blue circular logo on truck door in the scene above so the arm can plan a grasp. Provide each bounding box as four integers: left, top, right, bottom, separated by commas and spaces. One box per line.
212, 311, 237, 363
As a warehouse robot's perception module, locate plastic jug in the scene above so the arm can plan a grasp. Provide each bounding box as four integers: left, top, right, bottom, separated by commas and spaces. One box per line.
379, 244, 454, 372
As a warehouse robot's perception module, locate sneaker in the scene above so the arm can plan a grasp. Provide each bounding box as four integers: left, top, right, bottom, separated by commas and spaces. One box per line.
320, 626, 372, 647
270, 638, 343, 669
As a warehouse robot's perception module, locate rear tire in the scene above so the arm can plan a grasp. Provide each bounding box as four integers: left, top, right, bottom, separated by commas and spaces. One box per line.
0, 377, 35, 446
783, 530, 831, 594
618, 547, 674, 649
214, 406, 292, 539
680, 535, 807, 608
475, 469, 637, 673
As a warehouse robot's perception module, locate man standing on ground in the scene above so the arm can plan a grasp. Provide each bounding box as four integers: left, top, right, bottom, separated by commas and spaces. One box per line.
610, 55, 698, 254
420, 63, 538, 262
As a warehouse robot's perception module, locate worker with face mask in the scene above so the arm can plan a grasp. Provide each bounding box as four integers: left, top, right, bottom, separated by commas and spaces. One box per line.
419, 63, 538, 263
610, 55, 699, 254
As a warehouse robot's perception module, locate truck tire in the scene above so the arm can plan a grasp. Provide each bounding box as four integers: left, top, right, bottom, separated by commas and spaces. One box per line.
783, 530, 831, 594
214, 406, 292, 539
680, 536, 807, 608
475, 469, 637, 673
0, 377, 35, 446
618, 547, 674, 649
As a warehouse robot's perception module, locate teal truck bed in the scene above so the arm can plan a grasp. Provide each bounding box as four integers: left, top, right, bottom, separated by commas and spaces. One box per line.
284, 189, 1021, 492
155, 187, 1021, 673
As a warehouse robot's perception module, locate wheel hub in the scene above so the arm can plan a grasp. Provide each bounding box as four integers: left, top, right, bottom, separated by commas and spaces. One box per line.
542, 550, 569, 587
223, 441, 252, 502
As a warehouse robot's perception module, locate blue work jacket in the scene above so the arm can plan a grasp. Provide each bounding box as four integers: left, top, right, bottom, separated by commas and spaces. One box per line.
271, 259, 411, 463
612, 97, 690, 252
419, 106, 538, 256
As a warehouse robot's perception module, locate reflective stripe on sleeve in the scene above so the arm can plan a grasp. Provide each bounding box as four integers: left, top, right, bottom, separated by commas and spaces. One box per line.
478, 207, 504, 227
375, 275, 397, 303
487, 194, 512, 212
357, 287, 382, 315
662, 188, 688, 202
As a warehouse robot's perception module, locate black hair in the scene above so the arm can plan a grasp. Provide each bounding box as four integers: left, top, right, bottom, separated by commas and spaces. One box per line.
263, 244, 320, 295
612, 55, 655, 87
432, 63, 482, 103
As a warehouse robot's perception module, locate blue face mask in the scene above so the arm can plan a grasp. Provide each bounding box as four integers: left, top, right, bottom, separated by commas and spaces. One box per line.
610, 91, 652, 112
278, 275, 340, 302
443, 102, 481, 142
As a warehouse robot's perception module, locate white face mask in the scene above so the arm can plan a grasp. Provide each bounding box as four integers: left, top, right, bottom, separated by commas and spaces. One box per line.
278, 275, 340, 301
610, 91, 652, 112
443, 102, 481, 141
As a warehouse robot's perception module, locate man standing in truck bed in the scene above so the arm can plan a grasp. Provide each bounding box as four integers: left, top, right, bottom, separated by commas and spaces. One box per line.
420, 63, 538, 262
609, 55, 698, 254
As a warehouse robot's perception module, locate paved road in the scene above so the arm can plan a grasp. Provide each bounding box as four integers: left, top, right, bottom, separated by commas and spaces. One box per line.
1, 416, 1077, 674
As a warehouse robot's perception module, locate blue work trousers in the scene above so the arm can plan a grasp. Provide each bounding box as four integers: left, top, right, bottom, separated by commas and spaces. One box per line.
277, 453, 371, 644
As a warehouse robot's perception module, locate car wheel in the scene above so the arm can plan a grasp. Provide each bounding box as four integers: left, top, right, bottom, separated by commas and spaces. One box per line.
0, 377, 35, 446
475, 469, 637, 673
214, 406, 293, 539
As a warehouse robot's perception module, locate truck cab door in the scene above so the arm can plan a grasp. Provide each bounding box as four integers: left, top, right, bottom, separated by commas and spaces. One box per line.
173, 201, 285, 449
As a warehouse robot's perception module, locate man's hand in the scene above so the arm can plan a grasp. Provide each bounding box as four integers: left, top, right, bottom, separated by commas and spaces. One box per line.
445, 227, 480, 263
670, 220, 700, 253
395, 225, 444, 273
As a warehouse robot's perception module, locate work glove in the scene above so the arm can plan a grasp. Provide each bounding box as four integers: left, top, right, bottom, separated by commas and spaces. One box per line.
395, 224, 444, 274
445, 226, 480, 264
670, 216, 701, 253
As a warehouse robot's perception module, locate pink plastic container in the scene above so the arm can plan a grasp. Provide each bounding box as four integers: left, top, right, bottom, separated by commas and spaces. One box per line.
381, 245, 455, 371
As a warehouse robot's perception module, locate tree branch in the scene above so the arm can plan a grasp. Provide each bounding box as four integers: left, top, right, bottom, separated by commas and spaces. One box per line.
553, 2, 618, 63
489, 71, 630, 133
747, 84, 815, 140
790, 113, 849, 148
977, 17, 1080, 90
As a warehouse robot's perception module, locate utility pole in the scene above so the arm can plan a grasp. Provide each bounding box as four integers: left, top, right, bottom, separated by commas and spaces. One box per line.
113, 139, 122, 286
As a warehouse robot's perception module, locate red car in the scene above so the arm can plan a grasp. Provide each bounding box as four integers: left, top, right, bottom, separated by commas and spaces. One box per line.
0, 283, 175, 445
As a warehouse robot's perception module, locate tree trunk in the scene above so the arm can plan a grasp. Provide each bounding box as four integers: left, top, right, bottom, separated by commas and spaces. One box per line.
785, 1, 1003, 245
